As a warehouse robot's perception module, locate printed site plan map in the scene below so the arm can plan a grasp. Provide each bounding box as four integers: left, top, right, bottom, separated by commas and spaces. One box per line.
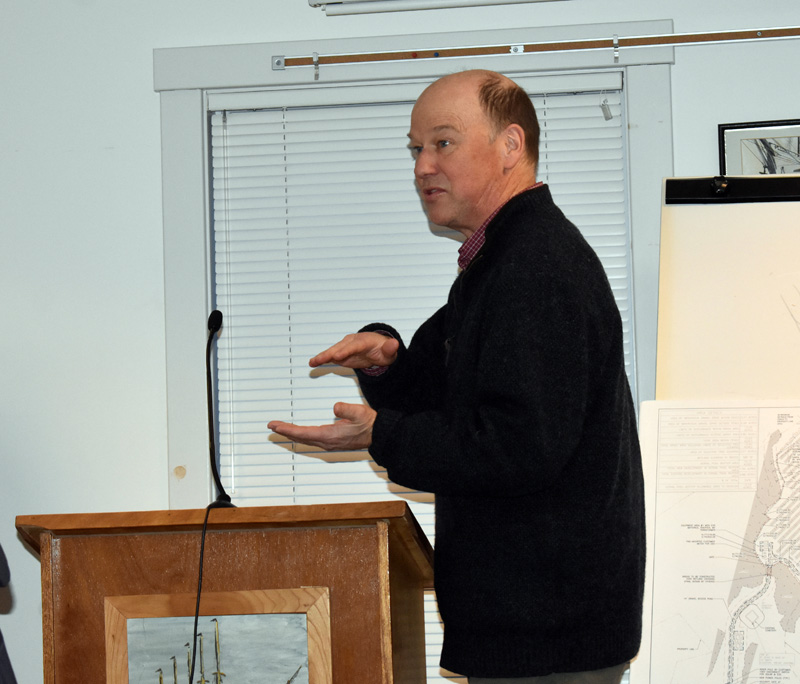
637, 402, 800, 684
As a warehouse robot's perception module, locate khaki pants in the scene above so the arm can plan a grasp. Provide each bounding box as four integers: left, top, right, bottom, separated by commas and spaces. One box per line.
469, 662, 629, 684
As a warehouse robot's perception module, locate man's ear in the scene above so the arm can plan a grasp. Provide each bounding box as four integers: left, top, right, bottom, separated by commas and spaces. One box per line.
502, 123, 526, 169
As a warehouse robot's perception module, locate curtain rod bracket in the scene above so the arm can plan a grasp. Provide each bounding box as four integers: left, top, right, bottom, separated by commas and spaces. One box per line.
272, 55, 286, 71
313, 52, 320, 80
613, 35, 620, 63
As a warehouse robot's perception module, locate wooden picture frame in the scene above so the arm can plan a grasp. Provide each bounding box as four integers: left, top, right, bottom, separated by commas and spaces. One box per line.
105, 587, 332, 684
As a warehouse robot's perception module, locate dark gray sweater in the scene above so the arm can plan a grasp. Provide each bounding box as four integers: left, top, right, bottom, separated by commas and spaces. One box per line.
357, 185, 645, 678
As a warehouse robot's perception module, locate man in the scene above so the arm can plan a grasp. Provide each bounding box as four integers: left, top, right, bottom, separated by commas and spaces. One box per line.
268, 69, 645, 684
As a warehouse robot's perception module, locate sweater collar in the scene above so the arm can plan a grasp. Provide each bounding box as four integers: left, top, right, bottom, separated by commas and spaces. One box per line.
457, 182, 543, 270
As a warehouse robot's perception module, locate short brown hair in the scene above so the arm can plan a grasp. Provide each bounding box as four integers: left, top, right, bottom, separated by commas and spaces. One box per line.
478, 73, 540, 168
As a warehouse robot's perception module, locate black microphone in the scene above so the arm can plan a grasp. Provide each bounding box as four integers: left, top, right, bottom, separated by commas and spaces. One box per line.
205, 310, 234, 508
208, 309, 223, 336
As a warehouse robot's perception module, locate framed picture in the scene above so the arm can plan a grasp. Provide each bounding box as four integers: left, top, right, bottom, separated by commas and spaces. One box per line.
105, 587, 332, 684
718, 119, 800, 175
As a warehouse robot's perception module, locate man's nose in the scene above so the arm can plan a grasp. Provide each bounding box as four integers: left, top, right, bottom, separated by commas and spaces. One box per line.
414, 148, 436, 178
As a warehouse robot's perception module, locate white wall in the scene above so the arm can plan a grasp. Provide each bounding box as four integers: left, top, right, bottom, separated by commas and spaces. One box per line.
1, 1, 798, 681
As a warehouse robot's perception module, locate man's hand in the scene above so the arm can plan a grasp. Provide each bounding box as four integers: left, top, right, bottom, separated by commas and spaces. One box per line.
268, 333, 393, 451
268, 402, 376, 451
309, 332, 399, 369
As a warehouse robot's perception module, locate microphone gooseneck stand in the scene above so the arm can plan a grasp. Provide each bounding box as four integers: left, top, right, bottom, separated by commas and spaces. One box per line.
206, 309, 235, 509
189, 309, 236, 684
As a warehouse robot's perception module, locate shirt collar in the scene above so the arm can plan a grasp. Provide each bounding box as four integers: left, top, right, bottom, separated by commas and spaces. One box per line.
457, 182, 543, 271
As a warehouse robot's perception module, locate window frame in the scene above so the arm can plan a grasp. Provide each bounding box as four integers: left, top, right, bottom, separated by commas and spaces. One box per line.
154, 20, 674, 509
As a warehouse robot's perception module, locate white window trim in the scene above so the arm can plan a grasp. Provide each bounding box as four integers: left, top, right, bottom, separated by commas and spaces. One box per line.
154, 20, 674, 510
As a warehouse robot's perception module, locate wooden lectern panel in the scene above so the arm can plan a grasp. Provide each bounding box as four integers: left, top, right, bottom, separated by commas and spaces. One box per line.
17, 501, 433, 684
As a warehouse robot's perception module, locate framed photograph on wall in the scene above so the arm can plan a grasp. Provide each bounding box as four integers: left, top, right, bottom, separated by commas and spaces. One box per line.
718, 119, 800, 175
105, 587, 332, 684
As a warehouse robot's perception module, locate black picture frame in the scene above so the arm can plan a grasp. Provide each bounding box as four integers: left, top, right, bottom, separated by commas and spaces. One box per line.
718, 119, 800, 175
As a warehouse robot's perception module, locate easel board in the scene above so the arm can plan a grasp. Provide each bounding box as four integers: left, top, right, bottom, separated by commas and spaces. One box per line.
655, 176, 800, 400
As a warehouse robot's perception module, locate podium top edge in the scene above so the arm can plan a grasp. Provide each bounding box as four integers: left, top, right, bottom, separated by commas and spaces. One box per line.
15, 500, 430, 554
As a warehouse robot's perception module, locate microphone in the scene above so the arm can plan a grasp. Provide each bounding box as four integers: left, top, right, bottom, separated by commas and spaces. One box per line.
205, 310, 234, 508
208, 309, 223, 336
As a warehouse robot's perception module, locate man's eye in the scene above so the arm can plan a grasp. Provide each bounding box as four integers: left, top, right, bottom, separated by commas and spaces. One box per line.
438, 140, 451, 149
409, 145, 422, 158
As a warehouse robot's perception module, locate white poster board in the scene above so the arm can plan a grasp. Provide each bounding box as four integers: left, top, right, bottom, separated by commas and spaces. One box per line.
635, 400, 800, 684
641, 177, 800, 682
656, 178, 800, 400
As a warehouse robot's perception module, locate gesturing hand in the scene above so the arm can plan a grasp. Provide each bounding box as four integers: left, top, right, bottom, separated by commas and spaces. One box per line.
268, 402, 377, 451
309, 332, 399, 370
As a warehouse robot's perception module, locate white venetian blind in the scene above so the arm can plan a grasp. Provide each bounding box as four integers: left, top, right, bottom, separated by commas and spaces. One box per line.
209, 73, 632, 683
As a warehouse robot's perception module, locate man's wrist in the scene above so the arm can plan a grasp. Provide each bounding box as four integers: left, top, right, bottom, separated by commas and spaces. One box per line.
361, 330, 394, 376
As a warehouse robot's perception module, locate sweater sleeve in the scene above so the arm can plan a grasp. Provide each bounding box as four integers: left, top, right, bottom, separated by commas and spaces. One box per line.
355, 307, 450, 415
365, 255, 622, 498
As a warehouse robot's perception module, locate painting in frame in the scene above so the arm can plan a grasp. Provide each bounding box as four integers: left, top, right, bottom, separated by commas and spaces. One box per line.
718, 119, 800, 175
105, 587, 332, 684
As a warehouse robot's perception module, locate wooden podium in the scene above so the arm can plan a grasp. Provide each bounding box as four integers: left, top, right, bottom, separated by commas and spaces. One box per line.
16, 500, 434, 684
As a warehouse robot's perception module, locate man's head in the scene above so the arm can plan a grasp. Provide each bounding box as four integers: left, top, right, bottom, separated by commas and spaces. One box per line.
477, 71, 540, 169
408, 70, 539, 237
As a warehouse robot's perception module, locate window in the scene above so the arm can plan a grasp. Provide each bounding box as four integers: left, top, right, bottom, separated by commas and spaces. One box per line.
208, 71, 631, 504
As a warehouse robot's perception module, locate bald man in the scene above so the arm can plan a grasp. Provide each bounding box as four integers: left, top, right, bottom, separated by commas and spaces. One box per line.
270, 70, 645, 684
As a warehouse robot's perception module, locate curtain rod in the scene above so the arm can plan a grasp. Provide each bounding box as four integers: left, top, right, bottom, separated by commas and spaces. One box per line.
275, 26, 800, 70
321, 0, 567, 15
